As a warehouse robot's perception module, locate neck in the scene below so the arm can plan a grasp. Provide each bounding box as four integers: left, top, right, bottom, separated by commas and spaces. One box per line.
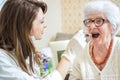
91, 39, 113, 65
93, 38, 112, 54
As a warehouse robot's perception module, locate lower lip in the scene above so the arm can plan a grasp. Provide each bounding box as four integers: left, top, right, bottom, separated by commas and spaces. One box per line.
92, 36, 100, 42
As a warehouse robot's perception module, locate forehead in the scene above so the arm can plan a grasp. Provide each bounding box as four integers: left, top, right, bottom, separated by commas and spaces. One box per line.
87, 12, 106, 19
35, 8, 44, 20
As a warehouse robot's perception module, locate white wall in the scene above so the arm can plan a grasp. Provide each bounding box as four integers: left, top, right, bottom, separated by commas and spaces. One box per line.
34, 0, 62, 49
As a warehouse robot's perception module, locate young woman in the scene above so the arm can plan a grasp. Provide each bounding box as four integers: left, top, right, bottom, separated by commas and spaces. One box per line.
0, 0, 75, 80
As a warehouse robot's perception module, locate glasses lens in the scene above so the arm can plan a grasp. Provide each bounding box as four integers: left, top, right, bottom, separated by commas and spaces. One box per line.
83, 19, 92, 27
95, 18, 104, 27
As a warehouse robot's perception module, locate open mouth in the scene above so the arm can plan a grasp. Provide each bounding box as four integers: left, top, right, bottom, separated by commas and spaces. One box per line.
92, 33, 100, 38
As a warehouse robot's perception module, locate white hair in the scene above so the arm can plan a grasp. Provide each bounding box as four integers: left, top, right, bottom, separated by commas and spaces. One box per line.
83, 0, 120, 36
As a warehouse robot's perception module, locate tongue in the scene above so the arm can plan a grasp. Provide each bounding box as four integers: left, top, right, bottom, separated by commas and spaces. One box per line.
92, 33, 100, 38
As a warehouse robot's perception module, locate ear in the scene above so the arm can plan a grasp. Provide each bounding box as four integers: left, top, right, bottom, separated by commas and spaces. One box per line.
111, 28, 116, 34
111, 24, 117, 34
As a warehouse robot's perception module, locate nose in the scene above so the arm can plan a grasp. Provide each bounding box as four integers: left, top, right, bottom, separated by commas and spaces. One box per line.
89, 22, 96, 30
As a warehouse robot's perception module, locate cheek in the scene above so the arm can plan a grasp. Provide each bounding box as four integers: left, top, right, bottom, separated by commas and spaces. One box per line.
85, 27, 90, 34
31, 26, 42, 36
104, 24, 112, 33
102, 27, 111, 35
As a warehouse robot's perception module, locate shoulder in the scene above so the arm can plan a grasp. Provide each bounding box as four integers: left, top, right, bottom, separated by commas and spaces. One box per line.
0, 49, 37, 80
74, 42, 90, 63
114, 36, 120, 40
0, 49, 10, 59
111, 37, 120, 54
0, 49, 18, 66
114, 37, 120, 47
67, 35, 87, 50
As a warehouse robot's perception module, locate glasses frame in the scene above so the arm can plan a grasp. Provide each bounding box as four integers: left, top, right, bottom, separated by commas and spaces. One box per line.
83, 18, 108, 27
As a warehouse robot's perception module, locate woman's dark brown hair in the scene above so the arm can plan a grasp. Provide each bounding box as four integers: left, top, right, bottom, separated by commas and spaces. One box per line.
0, 0, 47, 74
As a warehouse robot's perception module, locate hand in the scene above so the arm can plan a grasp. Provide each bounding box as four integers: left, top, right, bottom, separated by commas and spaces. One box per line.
62, 46, 76, 64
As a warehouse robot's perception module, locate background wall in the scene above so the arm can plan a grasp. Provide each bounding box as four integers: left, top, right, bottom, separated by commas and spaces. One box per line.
61, 0, 85, 34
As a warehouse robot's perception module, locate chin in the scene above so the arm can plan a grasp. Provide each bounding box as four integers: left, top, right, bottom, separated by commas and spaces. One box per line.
37, 38, 42, 40
34, 37, 41, 40
91, 38, 99, 45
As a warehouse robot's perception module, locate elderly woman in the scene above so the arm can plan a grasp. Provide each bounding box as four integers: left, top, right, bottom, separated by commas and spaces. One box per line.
69, 1, 120, 80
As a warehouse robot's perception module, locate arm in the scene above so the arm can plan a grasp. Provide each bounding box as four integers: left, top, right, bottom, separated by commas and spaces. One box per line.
43, 57, 71, 80
43, 31, 86, 80
56, 56, 71, 79
43, 50, 81, 80
69, 56, 82, 80
43, 39, 76, 80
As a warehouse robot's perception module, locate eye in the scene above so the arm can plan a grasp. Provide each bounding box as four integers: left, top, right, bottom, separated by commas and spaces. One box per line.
40, 20, 44, 24
95, 18, 104, 27
83, 19, 93, 27
95, 19, 102, 24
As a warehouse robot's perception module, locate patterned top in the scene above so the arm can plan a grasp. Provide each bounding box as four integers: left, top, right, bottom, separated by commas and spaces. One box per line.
69, 37, 120, 80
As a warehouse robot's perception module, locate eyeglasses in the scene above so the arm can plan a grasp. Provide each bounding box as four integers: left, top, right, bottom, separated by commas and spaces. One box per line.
83, 18, 109, 27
